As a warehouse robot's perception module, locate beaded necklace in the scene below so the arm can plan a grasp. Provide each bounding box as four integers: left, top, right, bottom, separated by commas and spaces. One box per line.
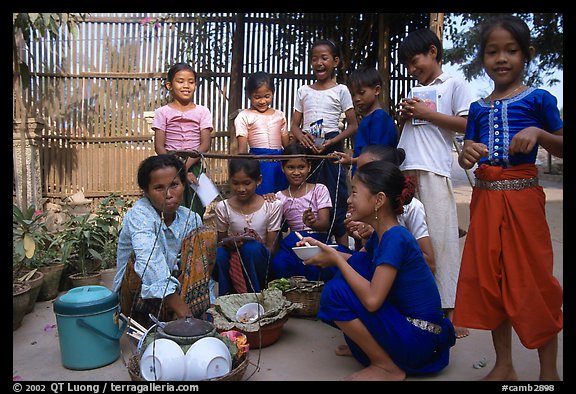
488, 85, 524, 109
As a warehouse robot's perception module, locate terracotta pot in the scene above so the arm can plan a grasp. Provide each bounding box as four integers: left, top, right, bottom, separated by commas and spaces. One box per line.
99, 267, 117, 290
69, 271, 102, 288
13, 282, 31, 330
38, 262, 65, 301
19, 270, 45, 314
241, 316, 288, 349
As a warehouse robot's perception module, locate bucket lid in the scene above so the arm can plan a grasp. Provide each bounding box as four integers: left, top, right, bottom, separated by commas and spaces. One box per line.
54, 285, 118, 315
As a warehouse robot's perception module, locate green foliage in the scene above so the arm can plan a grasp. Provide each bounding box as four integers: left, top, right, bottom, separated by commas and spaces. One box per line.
93, 193, 134, 269
58, 193, 134, 274
13, 13, 85, 91
13, 13, 83, 40
443, 13, 563, 88
12, 204, 60, 279
58, 213, 107, 276
13, 193, 134, 278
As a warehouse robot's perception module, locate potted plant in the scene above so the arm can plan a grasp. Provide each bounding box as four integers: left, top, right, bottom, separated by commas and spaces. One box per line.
59, 212, 107, 287
13, 204, 46, 327
57, 193, 133, 289
93, 193, 133, 288
13, 203, 66, 303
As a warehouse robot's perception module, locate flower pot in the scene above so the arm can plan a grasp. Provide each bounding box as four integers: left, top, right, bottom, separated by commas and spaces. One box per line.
240, 316, 288, 349
17, 270, 45, 314
38, 262, 65, 301
99, 267, 117, 290
69, 271, 102, 288
13, 282, 31, 330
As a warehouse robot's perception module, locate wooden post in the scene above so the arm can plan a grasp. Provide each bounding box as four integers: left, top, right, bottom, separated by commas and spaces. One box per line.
378, 13, 391, 112
228, 13, 245, 155
429, 13, 444, 40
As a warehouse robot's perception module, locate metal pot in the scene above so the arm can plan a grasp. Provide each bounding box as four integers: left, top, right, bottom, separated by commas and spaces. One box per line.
156, 316, 217, 346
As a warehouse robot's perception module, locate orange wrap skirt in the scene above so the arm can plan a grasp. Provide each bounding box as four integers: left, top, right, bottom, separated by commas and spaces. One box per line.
453, 163, 563, 349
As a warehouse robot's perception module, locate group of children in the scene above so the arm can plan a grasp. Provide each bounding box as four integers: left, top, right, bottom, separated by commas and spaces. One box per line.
146, 15, 562, 382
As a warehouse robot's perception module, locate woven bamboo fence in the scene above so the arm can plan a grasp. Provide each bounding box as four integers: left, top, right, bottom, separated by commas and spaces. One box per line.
13, 12, 431, 205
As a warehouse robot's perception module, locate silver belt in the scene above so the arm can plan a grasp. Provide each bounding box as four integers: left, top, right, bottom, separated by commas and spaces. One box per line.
406, 317, 442, 334
475, 177, 538, 191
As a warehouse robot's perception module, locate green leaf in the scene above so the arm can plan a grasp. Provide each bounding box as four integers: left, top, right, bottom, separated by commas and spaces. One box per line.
24, 234, 36, 258
28, 13, 40, 24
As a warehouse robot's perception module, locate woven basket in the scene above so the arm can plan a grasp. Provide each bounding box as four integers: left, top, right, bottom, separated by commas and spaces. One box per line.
128, 353, 248, 382
283, 278, 324, 317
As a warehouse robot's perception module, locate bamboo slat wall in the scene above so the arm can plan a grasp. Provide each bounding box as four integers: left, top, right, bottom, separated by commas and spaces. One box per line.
14, 12, 429, 202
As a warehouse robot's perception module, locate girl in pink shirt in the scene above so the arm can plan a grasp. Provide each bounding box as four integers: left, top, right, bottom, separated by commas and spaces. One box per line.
271, 143, 346, 283
235, 71, 289, 195
152, 62, 213, 217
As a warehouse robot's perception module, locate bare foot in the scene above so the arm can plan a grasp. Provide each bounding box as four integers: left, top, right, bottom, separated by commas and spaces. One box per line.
482, 366, 518, 381
335, 344, 353, 357
342, 365, 406, 381
446, 308, 469, 339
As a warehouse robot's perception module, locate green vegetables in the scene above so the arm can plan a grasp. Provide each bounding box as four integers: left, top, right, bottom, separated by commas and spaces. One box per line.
267, 278, 291, 292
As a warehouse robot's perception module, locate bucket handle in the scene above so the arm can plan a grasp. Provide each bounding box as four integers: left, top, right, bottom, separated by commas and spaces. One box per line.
76, 313, 128, 341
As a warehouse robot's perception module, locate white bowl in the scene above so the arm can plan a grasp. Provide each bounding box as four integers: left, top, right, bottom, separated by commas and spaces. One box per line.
140, 338, 185, 381
292, 244, 338, 260
185, 337, 232, 380
235, 302, 265, 323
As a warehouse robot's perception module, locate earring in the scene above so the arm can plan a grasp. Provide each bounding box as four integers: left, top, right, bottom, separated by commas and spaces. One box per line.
374, 207, 378, 221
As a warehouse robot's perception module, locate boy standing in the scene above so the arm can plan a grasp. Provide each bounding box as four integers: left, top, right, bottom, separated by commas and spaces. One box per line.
344, 66, 398, 175
396, 28, 473, 338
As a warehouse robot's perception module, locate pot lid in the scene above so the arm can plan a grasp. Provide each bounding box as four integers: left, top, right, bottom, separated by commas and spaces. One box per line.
53, 285, 118, 315
162, 316, 215, 337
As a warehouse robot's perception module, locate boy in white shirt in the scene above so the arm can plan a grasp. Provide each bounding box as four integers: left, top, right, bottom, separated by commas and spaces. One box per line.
396, 28, 473, 339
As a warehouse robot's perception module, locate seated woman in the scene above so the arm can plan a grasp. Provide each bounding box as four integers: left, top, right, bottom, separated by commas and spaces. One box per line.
112, 154, 217, 329
212, 157, 282, 295
297, 160, 456, 380
270, 143, 346, 282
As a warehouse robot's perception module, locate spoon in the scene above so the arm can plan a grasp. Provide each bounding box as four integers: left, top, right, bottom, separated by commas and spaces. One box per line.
294, 231, 312, 247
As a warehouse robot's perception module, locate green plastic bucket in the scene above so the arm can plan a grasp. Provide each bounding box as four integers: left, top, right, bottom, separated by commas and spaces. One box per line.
54, 285, 127, 370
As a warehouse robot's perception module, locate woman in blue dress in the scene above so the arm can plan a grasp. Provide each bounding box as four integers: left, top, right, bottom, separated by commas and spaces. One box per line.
297, 160, 456, 380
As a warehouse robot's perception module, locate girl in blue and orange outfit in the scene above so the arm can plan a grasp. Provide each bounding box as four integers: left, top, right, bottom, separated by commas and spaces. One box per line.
453, 15, 563, 381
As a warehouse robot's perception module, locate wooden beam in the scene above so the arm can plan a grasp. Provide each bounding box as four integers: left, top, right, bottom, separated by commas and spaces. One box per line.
429, 13, 445, 41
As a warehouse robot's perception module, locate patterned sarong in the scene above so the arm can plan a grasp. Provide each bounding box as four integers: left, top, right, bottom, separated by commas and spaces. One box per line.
119, 227, 217, 328
226, 228, 263, 294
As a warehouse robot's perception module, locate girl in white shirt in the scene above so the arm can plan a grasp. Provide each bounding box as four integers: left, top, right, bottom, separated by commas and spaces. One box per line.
290, 39, 358, 247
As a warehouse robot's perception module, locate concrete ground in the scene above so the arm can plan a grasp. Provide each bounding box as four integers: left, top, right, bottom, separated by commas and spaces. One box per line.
12, 151, 564, 384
